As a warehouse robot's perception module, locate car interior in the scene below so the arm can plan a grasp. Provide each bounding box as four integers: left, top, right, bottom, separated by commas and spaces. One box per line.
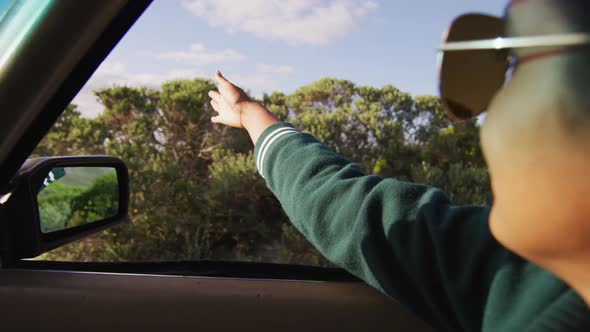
0, 1, 439, 330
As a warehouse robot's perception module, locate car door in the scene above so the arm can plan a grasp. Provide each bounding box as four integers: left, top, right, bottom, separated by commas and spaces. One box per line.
0, 1, 432, 331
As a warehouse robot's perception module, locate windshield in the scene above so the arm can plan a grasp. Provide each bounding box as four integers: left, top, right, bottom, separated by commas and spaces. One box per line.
32, 1, 504, 265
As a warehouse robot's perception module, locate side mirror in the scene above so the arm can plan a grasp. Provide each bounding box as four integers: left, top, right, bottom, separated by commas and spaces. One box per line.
0, 156, 129, 263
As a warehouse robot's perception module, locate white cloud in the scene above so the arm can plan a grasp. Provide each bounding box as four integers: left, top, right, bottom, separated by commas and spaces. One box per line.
256, 64, 295, 75
232, 64, 296, 97
71, 61, 295, 117
157, 43, 245, 65
181, 0, 379, 46
72, 60, 207, 117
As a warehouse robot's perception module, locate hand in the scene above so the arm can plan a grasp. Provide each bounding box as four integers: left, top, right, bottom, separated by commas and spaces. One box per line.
208, 70, 279, 144
209, 70, 251, 128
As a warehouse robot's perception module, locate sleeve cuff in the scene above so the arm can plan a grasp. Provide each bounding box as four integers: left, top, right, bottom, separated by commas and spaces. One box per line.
253, 122, 299, 178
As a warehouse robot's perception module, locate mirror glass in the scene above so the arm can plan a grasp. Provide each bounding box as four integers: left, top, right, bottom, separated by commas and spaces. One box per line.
37, 166, 119, 233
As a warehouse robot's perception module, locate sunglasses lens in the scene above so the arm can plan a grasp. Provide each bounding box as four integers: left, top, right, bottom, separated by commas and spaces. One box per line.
439, 14, 508, 119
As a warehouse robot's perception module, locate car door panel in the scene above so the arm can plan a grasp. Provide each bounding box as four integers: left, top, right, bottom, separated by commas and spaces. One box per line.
0, 269, 433, 331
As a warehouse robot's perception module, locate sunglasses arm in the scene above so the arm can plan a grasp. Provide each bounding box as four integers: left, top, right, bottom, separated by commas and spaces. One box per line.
439, 33, 590, 51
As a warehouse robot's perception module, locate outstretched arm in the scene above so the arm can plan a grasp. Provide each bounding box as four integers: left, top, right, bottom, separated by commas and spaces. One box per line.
209, 72, 510, 331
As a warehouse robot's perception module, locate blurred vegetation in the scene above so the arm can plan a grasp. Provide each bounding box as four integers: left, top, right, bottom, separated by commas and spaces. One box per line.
38, 172, 118, 233
68, 172, 119, 228
38, 182, 85, 233
33, 77, 491, 265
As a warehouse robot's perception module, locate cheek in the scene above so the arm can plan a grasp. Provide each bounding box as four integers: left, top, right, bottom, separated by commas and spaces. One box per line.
481, 88, 590, 257
480, 89, 549, 252
479, 93, 517, 199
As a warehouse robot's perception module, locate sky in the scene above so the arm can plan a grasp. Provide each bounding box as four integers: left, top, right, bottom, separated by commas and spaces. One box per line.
4, 0, 507, 117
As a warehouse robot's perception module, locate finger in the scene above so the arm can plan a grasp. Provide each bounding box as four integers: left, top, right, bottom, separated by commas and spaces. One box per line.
211, 115, 221, 123
216, 70, 231, 87
210, 99, 219, 111
208, 90, 221, 102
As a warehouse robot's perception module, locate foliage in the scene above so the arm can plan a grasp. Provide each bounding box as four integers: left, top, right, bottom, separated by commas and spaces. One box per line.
38, 182, 85, 233
37, 172, 119, 233
68, 173, 119, 227
34, 78, 491, 265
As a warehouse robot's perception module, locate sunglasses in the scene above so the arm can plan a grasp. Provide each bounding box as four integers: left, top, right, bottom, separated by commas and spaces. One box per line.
438, 14, 590, 120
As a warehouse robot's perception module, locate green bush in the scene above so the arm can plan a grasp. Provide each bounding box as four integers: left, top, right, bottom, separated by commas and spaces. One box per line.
37, 182, 85, 233
35, 78, 490, 265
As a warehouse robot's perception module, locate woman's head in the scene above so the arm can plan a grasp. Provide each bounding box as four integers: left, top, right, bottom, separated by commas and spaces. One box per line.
481, 0, 590, 263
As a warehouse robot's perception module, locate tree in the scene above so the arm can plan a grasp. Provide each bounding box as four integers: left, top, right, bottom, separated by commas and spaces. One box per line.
36, 77, 491, 265
68, 172, 119, 228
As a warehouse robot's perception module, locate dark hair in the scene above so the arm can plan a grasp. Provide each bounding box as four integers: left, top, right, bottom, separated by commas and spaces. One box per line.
548, 0, 590, 32
558, 1, 590, 112
505, 1, 590, 34
504, 1, 590, 121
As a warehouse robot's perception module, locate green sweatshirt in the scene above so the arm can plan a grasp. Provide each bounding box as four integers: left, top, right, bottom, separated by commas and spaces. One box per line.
253, 122, 590, 332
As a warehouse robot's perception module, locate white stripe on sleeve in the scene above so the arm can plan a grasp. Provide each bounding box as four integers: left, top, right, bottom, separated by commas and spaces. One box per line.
258, 129, 298, 178
256, 127, 298, 172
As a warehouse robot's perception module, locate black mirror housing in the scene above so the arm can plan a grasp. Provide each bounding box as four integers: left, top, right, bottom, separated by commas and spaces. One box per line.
0, 155, 129, 263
